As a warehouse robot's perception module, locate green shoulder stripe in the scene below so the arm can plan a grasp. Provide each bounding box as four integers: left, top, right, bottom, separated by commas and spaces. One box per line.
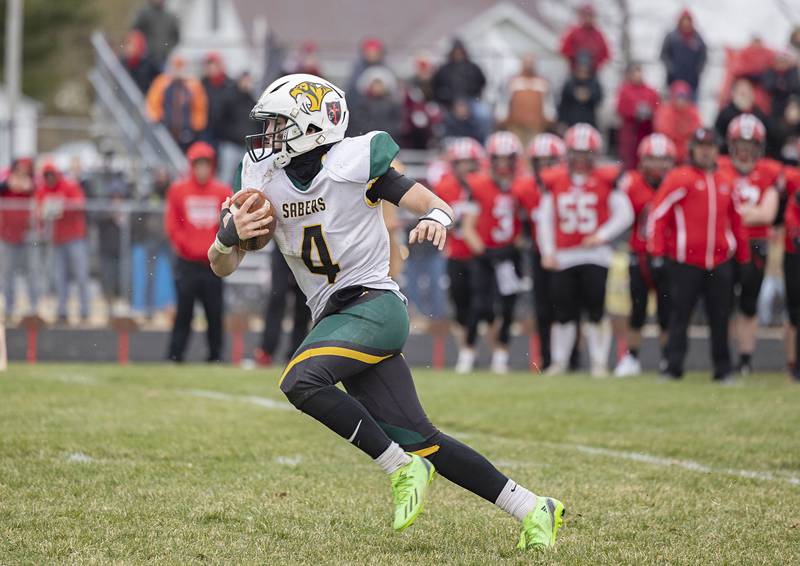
368, 132, 400, 179
232, 159, 243, 193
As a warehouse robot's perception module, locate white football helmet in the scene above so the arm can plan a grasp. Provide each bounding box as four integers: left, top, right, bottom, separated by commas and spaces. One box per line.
246, 73, 349, 167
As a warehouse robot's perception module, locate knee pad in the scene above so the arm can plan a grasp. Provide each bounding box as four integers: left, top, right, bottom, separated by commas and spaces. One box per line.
280, 363, 330, 408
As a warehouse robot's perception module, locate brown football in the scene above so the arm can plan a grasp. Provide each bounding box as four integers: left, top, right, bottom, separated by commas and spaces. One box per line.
230, 188, 277, 251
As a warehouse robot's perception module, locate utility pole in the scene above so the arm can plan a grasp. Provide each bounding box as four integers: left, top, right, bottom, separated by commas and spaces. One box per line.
4, 0, 23, 165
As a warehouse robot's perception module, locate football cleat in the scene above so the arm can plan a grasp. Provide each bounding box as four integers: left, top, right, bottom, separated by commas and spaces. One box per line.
455, 348, 475, 374
490, 349, 510, 374
517, 496, 565, 550
614, 353, 641, 377
390, 454, 435, 531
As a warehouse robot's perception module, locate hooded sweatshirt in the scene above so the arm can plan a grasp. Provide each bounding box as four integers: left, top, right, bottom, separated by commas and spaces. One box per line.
35, 162, 87, 245
164, 143, 232, 262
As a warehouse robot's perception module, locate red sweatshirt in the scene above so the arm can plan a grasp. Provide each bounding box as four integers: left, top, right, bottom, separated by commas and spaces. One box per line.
717, 156, 782, 241
35, 165, 87, 245
435, 173, 477, 260
165, 174, 232, 263
619, 169, 659, 255
647, 164, 749, 269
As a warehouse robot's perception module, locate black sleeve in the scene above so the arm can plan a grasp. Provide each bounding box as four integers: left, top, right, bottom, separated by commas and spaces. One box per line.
366, 167, 416, 206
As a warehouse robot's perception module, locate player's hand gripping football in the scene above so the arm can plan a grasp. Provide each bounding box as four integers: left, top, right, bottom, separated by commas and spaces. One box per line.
409, 219, 447, 251
228, 193, 274, 241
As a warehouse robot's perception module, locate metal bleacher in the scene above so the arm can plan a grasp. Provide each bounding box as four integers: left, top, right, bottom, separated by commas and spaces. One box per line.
88, 32, 187, 183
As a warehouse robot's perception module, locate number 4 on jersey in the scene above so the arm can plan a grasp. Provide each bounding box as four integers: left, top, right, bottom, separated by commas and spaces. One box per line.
302, 225, 341, 284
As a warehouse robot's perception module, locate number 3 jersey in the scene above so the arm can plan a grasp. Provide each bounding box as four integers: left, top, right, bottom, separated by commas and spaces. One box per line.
238, 131, 402, 321
465, 171, 522, 249
536, 164, 632, 270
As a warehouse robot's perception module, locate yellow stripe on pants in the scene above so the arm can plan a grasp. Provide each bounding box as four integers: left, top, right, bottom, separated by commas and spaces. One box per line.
279, 346, 392, 386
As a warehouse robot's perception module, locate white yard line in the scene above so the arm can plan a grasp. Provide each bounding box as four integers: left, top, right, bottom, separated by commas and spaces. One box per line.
183, 389, 293, 411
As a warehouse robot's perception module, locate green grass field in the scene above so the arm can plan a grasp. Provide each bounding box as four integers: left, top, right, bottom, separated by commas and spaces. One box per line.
1, 364, 799, 565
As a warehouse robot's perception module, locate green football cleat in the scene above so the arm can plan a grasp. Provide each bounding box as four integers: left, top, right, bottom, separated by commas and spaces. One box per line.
390, 454, 435, 531
516, 497, 565, 550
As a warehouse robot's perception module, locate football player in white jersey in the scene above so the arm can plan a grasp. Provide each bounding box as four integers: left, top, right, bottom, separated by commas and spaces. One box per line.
207, 74, 564, 550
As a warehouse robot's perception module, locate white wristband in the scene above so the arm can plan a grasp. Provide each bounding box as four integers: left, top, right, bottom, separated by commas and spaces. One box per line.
214, 237, 233, 255
421, 208, 453, 229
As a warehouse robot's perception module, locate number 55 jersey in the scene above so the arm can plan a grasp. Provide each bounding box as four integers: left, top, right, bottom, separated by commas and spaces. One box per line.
238, 131, 402, 322
536, 164, 627, 269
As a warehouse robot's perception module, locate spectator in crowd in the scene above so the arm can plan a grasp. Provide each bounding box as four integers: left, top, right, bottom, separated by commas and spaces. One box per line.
771, 95, 800, 163
146, 56, 208, 152
504, 53, 555, 147
253, 250, 311, 367
460, 132, 526, 374
201, 52, 234, 151
36, 162, 90, 324
659, 8, 706, 97
763, 51, 800, 125
432, 38, 491, 140
558, 54, 604, 128
120, 30, 159, 95
559, 3, 611, 73
714, 78, 770, 153
131, 167, 175, 319
347, 38, 388, 107
0, 158, 40, 316
402, 55, 442, 149
442, 98, 484, 142
537, 124, 632, 377
281, 41, 323, 76
654, 80, 702, 163
616, 63, 660, 170
222, 72, 257, 140
648, 128, 749, 382
791, 26, 800, 62
164, 142, 232, 362
347, 66, 402, 140
131, 0, 180, 70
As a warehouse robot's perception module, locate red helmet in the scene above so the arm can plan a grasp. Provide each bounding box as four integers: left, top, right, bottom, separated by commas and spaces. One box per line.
564, 123, 603, 152
485, 131, 523, 157
528, 133, 566, 160
637, 133, 677, 160
727, 113, 766, 145
446, 137, 486, 162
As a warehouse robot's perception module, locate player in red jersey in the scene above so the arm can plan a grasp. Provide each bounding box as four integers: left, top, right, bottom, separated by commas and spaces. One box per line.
614, 133, 677, 377
718, 114, 782, 375
648, 128, 750, 382
537, 123, 634, 377
434, 137, 487, 372
511, 133, 571, 371
460, 131, 525, 373
783, 162, 800, 382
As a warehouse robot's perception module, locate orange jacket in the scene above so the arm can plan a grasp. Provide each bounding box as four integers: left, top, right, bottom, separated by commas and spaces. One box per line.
146, 73, 208, 131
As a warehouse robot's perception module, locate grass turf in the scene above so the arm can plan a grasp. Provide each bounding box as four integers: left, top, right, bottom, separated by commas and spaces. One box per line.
1, 364, 799, 565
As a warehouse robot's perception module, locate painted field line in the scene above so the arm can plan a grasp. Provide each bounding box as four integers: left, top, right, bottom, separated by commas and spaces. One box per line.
447, 430, 800, 487
183, 389, 293, 411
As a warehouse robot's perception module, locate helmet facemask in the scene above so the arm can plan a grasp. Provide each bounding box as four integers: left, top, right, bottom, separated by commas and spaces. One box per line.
639, 155, 673, 187
729, 138, 762, 175
245, 113, 305, 165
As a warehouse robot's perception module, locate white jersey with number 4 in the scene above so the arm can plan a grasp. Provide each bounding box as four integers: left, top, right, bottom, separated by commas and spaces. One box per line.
238, 130, 403, 321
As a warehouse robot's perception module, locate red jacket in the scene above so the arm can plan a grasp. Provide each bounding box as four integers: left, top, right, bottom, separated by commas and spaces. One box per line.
35, 166, 87, 245
466, 172, 522, 249
648, 165, 749, 269
718, 156, 782, 241
0, 172, 36, 244
784, 167, 800, 254
538, 164, 620, 250
619, 170, 659, 255
616, 81, 660, 169
435, 173, 476, 260
165, 174, 232, 262
653, 101, 702, 163
559, 24, 611, 71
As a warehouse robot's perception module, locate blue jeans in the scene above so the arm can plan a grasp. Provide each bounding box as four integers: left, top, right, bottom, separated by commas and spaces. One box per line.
53, 239, 90, 318
131, 242, 176, 315
1, 240, 42, 314
402, 244, 447, 319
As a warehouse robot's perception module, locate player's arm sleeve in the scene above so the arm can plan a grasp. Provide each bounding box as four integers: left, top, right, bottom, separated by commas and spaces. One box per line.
536, 192, 556, 257
366, 167, 416, 206
595, 190, 634, 243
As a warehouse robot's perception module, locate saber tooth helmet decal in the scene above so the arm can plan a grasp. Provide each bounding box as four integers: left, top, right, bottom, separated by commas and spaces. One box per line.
246, 73, 349, 166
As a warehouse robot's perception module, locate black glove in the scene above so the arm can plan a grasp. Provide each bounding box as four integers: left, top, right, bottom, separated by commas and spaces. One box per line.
216, 207, 239, 248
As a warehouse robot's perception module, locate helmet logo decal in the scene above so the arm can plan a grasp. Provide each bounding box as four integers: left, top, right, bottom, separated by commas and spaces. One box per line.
290, 81, 333, 114
326, 101, 342, 125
